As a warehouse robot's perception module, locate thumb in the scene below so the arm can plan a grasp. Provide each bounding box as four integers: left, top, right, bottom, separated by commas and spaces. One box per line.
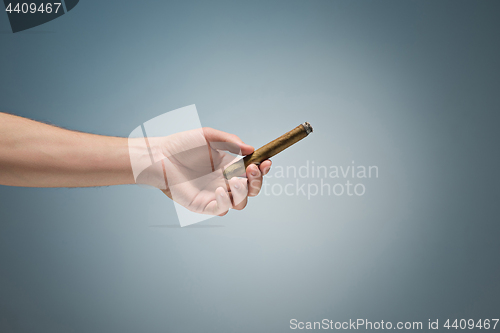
202, 127, 254, 156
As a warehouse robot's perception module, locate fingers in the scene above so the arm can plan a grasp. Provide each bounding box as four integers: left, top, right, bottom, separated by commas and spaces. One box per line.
228, 177, 248, 210
246, 164, 262, 197
205, 160, 271, 216
259, 159, 272, 175
245, 161, 272, 197
202, 127, 254, 156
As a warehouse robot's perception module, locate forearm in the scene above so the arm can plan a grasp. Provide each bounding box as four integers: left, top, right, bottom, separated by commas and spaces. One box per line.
0, 113, 134, 187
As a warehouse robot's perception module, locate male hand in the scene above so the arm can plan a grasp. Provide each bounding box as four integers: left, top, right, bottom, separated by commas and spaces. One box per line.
131, 128, 271, 216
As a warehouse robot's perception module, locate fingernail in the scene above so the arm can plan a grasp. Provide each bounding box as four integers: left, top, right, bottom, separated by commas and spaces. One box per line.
220, 192, 225, 197
234, 183, 240, 189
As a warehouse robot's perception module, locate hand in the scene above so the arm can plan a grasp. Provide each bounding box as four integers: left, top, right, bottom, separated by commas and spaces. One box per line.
130, 128, 271, 216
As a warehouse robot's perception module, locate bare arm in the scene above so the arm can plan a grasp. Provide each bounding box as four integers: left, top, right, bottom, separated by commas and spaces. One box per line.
0, 112, 133, 187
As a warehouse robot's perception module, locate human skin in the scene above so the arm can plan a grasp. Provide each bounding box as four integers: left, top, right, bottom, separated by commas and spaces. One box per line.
0, 112, 271, 215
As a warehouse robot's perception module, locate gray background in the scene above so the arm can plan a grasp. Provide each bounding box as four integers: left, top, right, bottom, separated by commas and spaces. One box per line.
1, 1, 499, 332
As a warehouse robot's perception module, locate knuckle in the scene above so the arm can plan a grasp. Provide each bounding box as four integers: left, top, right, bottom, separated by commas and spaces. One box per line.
248, 179, 262, 190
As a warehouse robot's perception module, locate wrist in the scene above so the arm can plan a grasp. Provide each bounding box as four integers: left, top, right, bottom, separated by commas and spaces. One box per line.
128, 137, 169, 190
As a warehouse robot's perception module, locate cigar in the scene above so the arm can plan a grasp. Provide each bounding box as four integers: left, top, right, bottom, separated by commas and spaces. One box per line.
223, 122, 313, 180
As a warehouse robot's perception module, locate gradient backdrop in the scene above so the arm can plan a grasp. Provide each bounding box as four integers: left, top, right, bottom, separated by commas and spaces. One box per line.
1, 1, 499, 332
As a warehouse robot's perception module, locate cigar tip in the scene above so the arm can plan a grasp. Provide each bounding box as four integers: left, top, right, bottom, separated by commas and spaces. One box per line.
302, 122, 313, 134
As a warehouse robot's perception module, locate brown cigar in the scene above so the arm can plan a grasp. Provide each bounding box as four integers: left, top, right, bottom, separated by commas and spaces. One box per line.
223, 122, 313, 180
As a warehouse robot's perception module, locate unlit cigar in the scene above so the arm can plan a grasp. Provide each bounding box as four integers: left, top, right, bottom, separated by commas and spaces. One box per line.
223, 122, 313, 180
